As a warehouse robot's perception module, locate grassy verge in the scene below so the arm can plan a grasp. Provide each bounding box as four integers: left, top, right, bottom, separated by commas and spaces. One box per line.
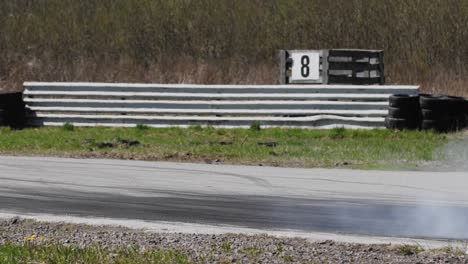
0, 126, 449, 169
0, 243, 191, 264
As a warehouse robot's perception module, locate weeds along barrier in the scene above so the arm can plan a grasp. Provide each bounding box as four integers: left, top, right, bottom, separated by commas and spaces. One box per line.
23, 82, 419, 129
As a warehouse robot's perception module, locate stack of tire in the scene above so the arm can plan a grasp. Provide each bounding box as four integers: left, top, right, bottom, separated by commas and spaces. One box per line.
420, 94, 466, 133
465, 98, 468, 129
0, 92, 25, 129
385, 94, 421, 130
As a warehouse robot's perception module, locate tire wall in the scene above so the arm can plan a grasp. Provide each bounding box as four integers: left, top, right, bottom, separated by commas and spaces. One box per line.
386, 95, 421, 130
0, 92, 25, 129
420, 95, 466, 133
386, 93, 468, 132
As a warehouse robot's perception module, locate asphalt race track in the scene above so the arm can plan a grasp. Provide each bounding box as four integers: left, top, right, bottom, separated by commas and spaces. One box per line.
1, 156, 468, 239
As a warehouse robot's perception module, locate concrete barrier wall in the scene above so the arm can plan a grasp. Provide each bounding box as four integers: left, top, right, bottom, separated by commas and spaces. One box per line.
23, 82, 419, 129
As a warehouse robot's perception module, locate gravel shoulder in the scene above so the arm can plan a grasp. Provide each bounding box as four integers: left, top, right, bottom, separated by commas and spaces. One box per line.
1, 218, 467, 264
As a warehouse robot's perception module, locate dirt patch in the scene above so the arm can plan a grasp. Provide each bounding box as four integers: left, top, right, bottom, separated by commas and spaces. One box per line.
85, 138, 142, 150
257, 142, 279, 148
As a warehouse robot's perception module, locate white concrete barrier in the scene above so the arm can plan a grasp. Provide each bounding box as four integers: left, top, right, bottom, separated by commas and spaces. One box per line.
23, 82, 419, 129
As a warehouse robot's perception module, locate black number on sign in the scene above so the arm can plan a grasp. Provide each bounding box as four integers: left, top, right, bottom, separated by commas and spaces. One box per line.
301, 55, 310, 78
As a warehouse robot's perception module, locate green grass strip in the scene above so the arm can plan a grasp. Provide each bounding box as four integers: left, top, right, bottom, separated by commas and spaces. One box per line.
0, 126, 449, 169
0, 243, 191, 264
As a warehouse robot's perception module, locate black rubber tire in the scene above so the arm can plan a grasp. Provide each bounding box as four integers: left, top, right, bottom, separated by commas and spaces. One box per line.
444, 96, 466, 116
465, 100, 468, 128
1, 93, 26, 129
421, 109, 450, 120
389, 94, 420, 109
444, 95, 465, 101
420, 94, 448, 110
453, 119, 466, 131
388, 107, 421, 119
388, 107, 406, 117
420, 95, 465, 112
421, 119, 453, 133
385, 117, 420, 130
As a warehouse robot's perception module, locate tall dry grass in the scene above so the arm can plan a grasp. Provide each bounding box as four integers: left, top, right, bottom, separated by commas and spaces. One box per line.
0, 0, 467, 96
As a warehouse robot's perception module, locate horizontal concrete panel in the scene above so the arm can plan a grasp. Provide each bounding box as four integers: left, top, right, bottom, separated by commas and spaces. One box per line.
24, 91, 395, 101
29, 112, 383, 122
27, 107, 387, 117
30, 120, 384, 129
24, 82, 419, 95
24, 99, 388, 110
29, 121, 382, 130
29, 116, 385, 129
24, 82, 418, 89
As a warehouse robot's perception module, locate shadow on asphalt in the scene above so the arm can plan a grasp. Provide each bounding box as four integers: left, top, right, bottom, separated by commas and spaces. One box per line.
3, 188, 468, 240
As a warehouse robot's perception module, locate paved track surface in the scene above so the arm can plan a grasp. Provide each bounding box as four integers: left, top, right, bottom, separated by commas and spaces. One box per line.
1, 156, 468, 239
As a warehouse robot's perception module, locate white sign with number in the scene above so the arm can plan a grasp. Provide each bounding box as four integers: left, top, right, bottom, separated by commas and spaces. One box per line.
290, 51, 320, 82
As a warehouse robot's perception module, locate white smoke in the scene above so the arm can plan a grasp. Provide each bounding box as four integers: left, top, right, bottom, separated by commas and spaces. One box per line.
428, 135, 468, 171
395, 135, 468, 239
334, 137, 468, 239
